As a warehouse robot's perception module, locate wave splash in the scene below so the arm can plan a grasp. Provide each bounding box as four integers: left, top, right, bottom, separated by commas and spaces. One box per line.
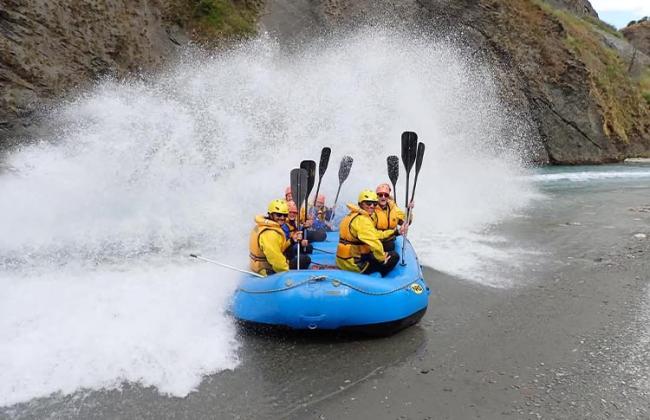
0, 28, 537, 406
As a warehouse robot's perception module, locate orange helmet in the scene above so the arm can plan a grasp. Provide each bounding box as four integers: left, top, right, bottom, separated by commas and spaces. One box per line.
287, 200, 298, 214
316, 194, 326, 204
376, 183, 391, 195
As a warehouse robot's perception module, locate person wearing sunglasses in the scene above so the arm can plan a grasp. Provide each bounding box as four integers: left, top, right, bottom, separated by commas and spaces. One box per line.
336, 190, 400, 277
283, 186, 323, 240
249, 199, 310, 276
371, 183, 409, 252
282, 200, 314, 256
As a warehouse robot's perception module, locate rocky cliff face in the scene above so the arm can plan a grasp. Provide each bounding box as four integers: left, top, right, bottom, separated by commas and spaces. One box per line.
0, 0, 259, 148
544, 0, 597, 18
260, 0, 650, 164
0, 0, 180, 146
2, 0, 649, 163
623, 18, 650, 56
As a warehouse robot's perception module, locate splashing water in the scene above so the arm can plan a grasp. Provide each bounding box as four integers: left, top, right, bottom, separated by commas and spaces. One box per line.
0, 28, 539, 406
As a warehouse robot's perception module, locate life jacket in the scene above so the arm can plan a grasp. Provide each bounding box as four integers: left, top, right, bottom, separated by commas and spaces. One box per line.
372, 200, 405, 242
285, 218, 298, 236
336, 204, 384, 272
249, 215, 291, 275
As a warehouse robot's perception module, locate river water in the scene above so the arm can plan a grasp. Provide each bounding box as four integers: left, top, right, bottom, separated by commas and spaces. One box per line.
1, 29, 650, 418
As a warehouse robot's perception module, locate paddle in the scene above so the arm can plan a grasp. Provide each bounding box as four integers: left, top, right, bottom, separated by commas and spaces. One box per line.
387, 155, 399, 202
401, 131, 418, 208
409, 143, 426, 214
300, 160, 317, 252
190, 254, 264, 278
290, 168, 308, 271
329, 155, 354, 222
400, 131, 418, 266
312, 147, 331, 207
300, 160, 317, 214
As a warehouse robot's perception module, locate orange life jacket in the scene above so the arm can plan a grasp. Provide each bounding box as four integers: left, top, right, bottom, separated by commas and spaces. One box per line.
372, 200, 405, 242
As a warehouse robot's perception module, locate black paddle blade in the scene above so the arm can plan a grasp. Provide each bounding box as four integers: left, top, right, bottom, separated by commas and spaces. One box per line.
338, 156, 353, 184
300, 160, 317, 196
290, 168, 308, 208
387, 155, 399, 186
401, 131, 418, 171
415, 142, 425, 176
411, 142, 426, 202
318, 147, 331, 178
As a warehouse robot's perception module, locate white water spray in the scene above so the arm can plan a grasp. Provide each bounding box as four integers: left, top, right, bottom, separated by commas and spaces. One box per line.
0, 28, 538, 406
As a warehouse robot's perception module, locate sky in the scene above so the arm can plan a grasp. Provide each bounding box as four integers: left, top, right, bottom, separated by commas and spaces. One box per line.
590, 0, 650, 28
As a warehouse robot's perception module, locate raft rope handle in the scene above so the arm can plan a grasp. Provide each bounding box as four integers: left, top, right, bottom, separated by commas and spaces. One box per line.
237, 275, 424, 296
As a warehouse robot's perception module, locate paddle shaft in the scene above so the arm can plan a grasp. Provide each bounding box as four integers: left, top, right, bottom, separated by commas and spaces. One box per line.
313, 147, 331, 207
190, 254, 264, 278
313, 177, 323, 208
329, 184, 343, 222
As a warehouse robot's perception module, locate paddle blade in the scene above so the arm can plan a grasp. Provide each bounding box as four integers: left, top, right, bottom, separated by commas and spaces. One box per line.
318, 147, 331, 178
401, 131, 418, 171
387, 155, 399, 186
415, 142, 425, 176
290, 168, 308, 209
338, 156, 354, 184
300, 160, 317, 196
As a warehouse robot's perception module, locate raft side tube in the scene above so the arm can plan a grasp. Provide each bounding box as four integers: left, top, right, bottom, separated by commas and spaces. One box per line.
232, 235, 429, 333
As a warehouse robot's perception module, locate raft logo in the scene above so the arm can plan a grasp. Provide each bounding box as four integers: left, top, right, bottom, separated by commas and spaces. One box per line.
410, 283, 424, 294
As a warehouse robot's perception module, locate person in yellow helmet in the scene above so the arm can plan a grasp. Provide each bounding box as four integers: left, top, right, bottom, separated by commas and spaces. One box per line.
249, 199, 311, 276
336, 190, 400, 276
372, 183, 409, 252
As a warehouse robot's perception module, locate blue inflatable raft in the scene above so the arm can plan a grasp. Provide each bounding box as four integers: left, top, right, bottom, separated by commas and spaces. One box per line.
232, 233, 430, 335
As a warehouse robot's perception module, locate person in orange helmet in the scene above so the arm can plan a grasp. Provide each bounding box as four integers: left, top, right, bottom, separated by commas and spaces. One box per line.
283, 200, 314, 255
371, 183, 411, 252
283, 186, 315, 231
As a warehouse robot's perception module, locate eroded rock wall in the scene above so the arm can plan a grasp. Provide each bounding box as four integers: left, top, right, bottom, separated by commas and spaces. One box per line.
0, 0, 186, 146
260, 0, 650, 163
2, 0, 649, 163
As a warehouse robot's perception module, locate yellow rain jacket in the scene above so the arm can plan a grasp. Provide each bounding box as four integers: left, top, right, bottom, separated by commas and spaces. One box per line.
371, 200, 406, 242
336, 204, 386, 272
249, 215, 291, 275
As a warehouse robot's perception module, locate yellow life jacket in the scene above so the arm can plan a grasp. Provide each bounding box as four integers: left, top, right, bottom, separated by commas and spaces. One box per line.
336, 204, 385, 272
249, 215, 291, 275
372, 200, 406, 242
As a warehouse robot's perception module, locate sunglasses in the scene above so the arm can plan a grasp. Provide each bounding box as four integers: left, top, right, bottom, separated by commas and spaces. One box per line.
272, 213, 287, 218
377, 193, 390, 198
362, 201, 378, 207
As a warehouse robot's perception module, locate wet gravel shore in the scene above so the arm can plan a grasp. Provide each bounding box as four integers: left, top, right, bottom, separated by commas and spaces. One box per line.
2, 183, 649, 420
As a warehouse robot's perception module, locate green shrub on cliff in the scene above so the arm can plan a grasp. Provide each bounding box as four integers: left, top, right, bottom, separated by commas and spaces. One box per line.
164, 0, 261, 42
193, 0, 258, 37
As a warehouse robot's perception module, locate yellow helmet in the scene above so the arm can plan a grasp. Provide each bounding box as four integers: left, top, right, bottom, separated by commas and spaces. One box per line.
267, 199, 289, 215
358, 189, 379, 203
